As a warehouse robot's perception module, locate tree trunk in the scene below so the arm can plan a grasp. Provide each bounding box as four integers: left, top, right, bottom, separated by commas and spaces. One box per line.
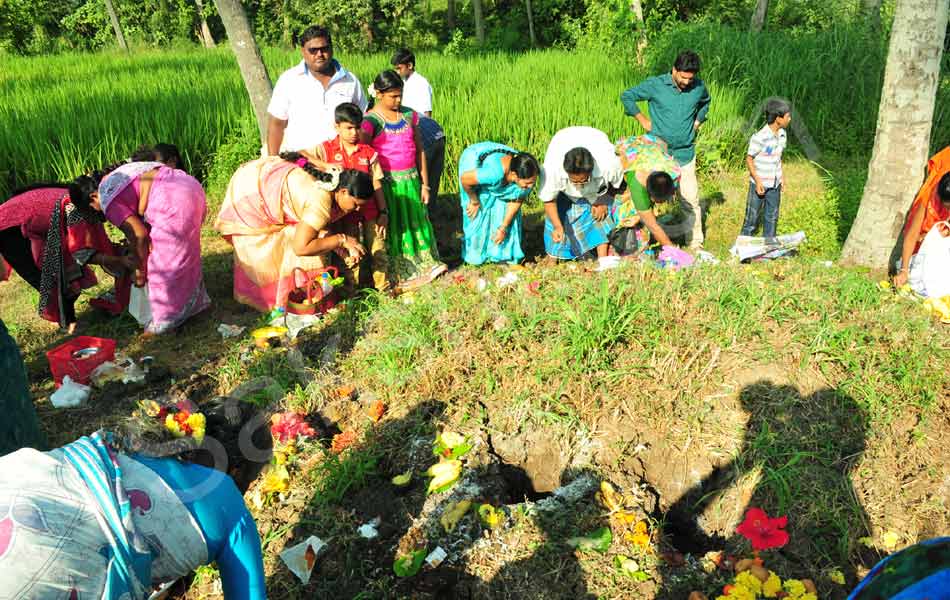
194, 0, 216, 47
750, 0, 769, 32
863, 0, 882, 29
213, 0, 274, 145
840, 0, 949, 268
281, 0, 293, 48
473, 0, 485, 45
631, 0, 646, 64
103, 0, 129, 51
447, 0, 456, 31
525, 0, 536, 46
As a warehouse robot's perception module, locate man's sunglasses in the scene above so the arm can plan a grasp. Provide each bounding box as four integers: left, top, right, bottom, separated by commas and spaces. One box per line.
305, 45, 331, 55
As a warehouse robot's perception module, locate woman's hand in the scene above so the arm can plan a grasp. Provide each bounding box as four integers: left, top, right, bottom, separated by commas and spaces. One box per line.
551, 226, 565, 243
375, 214, 388, 240
893, 270, 909, 288
466, 197, 481, 219
591, 204, 609, 222
492, 225, 509, 245
341, 235, 366, 259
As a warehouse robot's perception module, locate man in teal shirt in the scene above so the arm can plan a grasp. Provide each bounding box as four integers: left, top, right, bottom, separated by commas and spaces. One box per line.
620, 50, 711, 249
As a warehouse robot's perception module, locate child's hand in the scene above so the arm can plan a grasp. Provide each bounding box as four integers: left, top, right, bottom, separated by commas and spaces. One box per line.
375, 214, 388, 240
551, 226, 565, 243
755, 181, 765, 196
421, 186, 431, 205
591, 204, 609, 222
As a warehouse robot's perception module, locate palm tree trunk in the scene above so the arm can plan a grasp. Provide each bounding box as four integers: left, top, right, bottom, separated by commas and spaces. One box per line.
473, 0, 485, 45
631, 0, 646, 63
526, 0, 536, 46
194, 0, 216, 47
750, 0, 769, 32
103, 0, 129, 51
447, 0, 456, 31
840, 0, 949, 268
212, 0, 274, 145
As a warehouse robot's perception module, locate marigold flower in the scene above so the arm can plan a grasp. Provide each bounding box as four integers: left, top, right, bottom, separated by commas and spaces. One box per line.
165, 414, 184, 437
783, 580, 806, 597
762, 573, 782, 597
331, 431, 358, 454
735, 571, 762, 595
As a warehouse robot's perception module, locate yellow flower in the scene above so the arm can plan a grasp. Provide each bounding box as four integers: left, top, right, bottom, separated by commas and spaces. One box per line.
192, 426, 205, 443
878, 280, 891, 290
828, 568, 845, 585
634, 520, 648, 535
783, 580, 806, 597
142, 400, 162, 417
260, 465, 290, 495
735, 571, 762, 595
762, 573, 782, 598
881, 531, 900, 550
165, 414, 184, 437
800, 595, 817, 600
727, 585, 756, 600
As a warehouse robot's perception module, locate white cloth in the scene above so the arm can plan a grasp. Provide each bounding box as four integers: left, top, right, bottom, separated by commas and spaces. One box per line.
909, 221, 950, 298
538, 126, 624, 203
401, 72, 433, 114
747, 125, 787, 188
267, 60, 368, 152
98, 161, 163, 215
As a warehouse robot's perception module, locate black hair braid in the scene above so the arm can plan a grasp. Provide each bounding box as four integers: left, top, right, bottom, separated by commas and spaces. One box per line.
476, 148, 517, 166
279, 151, 335, 184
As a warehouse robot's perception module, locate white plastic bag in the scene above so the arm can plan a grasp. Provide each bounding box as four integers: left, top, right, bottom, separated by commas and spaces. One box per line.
50, 376, 90, 408
129, 284, 152, 326
912, 220, 950, 298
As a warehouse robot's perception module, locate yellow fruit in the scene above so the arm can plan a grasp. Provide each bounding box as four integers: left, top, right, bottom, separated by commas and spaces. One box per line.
426, 460, 462, 493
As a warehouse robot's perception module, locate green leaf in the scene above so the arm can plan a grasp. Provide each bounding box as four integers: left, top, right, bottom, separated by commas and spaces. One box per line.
393, 549, 426, 577
566, 526, 612, 553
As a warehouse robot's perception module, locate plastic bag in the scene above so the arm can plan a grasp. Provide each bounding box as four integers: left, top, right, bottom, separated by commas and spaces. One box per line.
912, 220, 950, 298
129, 285, 152, 326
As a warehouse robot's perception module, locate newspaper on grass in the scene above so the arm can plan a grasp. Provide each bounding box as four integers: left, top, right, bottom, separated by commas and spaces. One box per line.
730, 231, 806, 262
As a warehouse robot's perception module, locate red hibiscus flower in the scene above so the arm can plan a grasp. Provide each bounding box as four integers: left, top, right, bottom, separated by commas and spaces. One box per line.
736, 507, 789, 551
270, 412, 317, 443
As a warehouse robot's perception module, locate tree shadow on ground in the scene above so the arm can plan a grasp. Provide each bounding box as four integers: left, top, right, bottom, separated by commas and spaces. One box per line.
655, 380, 878, 599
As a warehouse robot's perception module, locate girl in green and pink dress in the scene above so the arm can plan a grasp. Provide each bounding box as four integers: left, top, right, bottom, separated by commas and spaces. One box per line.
362, 70, 445, 291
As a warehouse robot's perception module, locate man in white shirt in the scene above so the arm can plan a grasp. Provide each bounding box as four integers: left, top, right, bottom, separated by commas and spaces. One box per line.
266, 26, 367, 154
391, 48, 433, 117
539, 126, 625, 264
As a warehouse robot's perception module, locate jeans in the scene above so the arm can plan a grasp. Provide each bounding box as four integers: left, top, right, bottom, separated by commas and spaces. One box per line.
741, 183, 781, 238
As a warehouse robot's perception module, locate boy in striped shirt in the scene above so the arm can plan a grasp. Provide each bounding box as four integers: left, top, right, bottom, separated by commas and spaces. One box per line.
741, 99, 791, 238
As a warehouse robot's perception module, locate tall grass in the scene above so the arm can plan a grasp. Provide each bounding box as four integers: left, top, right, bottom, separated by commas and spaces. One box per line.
2, 23, 949, 201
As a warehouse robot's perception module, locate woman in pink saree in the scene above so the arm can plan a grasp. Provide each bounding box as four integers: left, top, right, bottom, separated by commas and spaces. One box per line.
96, 161, 210, 334
215, 153, 374, 312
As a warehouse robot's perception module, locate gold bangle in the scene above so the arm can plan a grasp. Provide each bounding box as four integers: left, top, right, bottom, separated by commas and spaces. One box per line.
338, 234, 346, 248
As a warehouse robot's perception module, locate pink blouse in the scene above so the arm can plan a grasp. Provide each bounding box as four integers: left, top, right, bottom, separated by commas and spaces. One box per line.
361, 108, 420, 173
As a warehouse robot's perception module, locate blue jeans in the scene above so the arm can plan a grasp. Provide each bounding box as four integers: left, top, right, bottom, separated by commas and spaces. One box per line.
740, 183, 781, 238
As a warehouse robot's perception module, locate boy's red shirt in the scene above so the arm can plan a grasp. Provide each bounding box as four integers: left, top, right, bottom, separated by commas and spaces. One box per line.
322, 135, 380, 223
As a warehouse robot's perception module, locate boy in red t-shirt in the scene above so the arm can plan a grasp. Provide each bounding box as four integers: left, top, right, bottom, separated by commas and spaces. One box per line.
308, 103, 389, 292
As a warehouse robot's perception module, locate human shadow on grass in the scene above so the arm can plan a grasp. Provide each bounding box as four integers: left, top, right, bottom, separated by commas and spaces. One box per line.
655, 380, 877, 600
657, 380, 876, 599
451, 466, 604, 600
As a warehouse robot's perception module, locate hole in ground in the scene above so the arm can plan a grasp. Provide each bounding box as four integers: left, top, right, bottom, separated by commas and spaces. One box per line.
496, 462, 554, 504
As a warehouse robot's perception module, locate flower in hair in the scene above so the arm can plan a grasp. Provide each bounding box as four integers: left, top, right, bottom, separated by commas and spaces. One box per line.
296, 158, 309, 168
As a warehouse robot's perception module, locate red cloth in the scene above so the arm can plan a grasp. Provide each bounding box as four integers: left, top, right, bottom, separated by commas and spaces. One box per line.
906, 146, 950, 253
0, 187, 124, 324
0, 257, 10, 282
0, 187, 62, 234
321, 136, 380, 224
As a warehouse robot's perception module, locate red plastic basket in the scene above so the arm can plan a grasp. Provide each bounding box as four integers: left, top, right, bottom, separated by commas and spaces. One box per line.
46, 336, 116, 387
